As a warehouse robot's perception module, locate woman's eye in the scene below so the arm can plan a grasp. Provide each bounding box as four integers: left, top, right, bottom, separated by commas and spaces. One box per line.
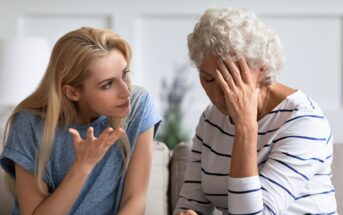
122, 69, 130, 80
102, 81, 113, 90
200, 72, 215, 83
202, 75, 215, 83
204, 77, 215, 83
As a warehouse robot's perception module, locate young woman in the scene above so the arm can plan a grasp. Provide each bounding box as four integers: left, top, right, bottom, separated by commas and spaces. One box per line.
0, 27, 161, 215
174, 7, 337, 215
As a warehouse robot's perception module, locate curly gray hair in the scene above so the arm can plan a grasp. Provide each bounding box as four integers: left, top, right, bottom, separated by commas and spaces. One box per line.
187, 7, 286, 85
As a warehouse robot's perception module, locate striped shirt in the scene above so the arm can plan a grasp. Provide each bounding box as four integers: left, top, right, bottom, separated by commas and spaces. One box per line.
174, 90, 337, 215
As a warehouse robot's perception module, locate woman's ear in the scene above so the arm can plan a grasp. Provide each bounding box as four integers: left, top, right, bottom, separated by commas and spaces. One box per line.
63, 85, 80, 101
255, 65, 268, 88
258, 65, 268, 81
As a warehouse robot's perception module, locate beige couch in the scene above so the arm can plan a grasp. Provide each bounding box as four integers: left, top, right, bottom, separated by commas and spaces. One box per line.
1, 141, 343, 215
0, 109, 342, 214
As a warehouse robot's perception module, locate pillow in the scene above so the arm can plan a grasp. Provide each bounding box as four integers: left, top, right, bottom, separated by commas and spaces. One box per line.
144, 141, 170, 215
169, 141, 192, 213
169, 141, 222, 215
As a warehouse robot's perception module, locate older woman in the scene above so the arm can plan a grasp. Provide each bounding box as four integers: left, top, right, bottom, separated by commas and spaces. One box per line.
174, 7, 337, 215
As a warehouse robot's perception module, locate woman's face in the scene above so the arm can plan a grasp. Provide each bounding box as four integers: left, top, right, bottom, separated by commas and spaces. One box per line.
75, 49, 131, 122
199, 56, 261, 115
199, 56, 229, 115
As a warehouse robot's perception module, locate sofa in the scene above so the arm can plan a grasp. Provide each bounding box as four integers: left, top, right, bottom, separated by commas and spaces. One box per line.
0, 107, 342, 215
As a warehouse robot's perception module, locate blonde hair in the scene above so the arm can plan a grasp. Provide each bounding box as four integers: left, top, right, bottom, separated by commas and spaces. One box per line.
3, 27, 132, 194
188, 7, 286, 85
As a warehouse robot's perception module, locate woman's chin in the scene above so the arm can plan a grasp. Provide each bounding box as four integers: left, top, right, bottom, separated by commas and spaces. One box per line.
109, 109, 130, 118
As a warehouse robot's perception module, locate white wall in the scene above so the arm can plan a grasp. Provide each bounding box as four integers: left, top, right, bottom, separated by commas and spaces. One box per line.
0, 0, 342, 142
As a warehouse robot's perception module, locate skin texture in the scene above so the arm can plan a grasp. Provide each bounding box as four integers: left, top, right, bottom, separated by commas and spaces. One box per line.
15, 49, 154, 215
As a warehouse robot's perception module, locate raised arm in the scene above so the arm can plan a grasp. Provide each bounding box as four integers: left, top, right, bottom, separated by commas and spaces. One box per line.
15, 127, 123, 215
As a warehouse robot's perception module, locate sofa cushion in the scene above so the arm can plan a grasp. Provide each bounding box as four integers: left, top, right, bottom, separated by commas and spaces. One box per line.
144, 141, 170, 215
169, 141, 192, 213
169, 142, 222, 215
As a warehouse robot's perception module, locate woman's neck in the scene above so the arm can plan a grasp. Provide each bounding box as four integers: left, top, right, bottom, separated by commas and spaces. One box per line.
257, 83, 297, 121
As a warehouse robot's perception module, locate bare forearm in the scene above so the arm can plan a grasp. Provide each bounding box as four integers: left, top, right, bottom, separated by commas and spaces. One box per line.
33, 162, 91, 215
117, 195, 146, 215
230, 122, 258, 178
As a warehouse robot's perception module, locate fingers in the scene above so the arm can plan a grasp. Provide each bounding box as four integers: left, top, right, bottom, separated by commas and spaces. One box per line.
98, 127, 114, 142
101, 127, 125, 148
217, 59, 237, 90
69, 126, 125, 149
219, 58, 244, 87
178, 210, 198, 215
217, 57, 254, 89
186, 210, 197, 215
107, 128, 125, 144
68, 128, 82, 144
215, 69, 231, 95
237, 57, 253, 85
86, 127, 95, 141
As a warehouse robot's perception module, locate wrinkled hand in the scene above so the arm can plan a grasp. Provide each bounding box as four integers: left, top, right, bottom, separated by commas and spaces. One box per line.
69, 127, 124, 172
176, 209, 198, 215
215, 57, 260, 125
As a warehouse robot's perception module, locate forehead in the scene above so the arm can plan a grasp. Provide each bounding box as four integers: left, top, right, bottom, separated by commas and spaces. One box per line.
199, 56, 219, 73
87, 49, 127, 77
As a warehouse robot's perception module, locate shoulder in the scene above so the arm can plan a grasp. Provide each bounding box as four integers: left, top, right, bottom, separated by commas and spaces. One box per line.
129, 85, 151, 113
11, 110, 43, 130
266, 90, 327, 126
127, 85, 160, 126
278, 90, 324, 115
126, 85, 161, 142
272, 90, 331, 139
130, 85, 149, 102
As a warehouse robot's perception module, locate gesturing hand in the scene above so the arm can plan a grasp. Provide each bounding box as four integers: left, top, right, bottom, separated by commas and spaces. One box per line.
215, 57, 260, 126
177, 209, 198, 215
68, 127, 124, 172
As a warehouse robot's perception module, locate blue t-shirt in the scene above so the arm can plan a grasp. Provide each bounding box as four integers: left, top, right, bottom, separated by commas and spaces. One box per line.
0, 86, 161, 215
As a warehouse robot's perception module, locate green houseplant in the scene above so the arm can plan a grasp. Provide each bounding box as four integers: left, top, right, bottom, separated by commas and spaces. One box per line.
156, 63, 192, 150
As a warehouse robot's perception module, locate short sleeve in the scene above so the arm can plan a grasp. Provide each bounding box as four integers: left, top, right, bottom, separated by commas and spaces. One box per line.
126, 86, 162, 148
138, 91, 161, 135
0, 111, 41, 179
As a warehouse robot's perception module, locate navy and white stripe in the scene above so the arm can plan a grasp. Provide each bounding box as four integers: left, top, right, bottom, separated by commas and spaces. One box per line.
174, 90, 337, 215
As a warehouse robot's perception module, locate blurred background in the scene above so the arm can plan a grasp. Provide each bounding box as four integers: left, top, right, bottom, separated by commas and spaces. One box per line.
0, 0, 342, 143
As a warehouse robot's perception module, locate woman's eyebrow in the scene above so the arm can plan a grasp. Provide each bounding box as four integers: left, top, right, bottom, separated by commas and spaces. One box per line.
97, 77, 115, 86
96, 65, 129, 86
199, 69, 213, 76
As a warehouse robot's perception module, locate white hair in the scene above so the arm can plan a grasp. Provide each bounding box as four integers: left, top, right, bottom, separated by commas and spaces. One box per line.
187, 7, 286, 85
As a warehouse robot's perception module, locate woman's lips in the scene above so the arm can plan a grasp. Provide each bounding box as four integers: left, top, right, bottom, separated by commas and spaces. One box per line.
117, 101, 130, 108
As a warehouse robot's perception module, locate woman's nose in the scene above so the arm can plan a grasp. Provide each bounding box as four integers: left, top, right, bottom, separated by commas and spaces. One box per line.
118, 81, 130, 98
